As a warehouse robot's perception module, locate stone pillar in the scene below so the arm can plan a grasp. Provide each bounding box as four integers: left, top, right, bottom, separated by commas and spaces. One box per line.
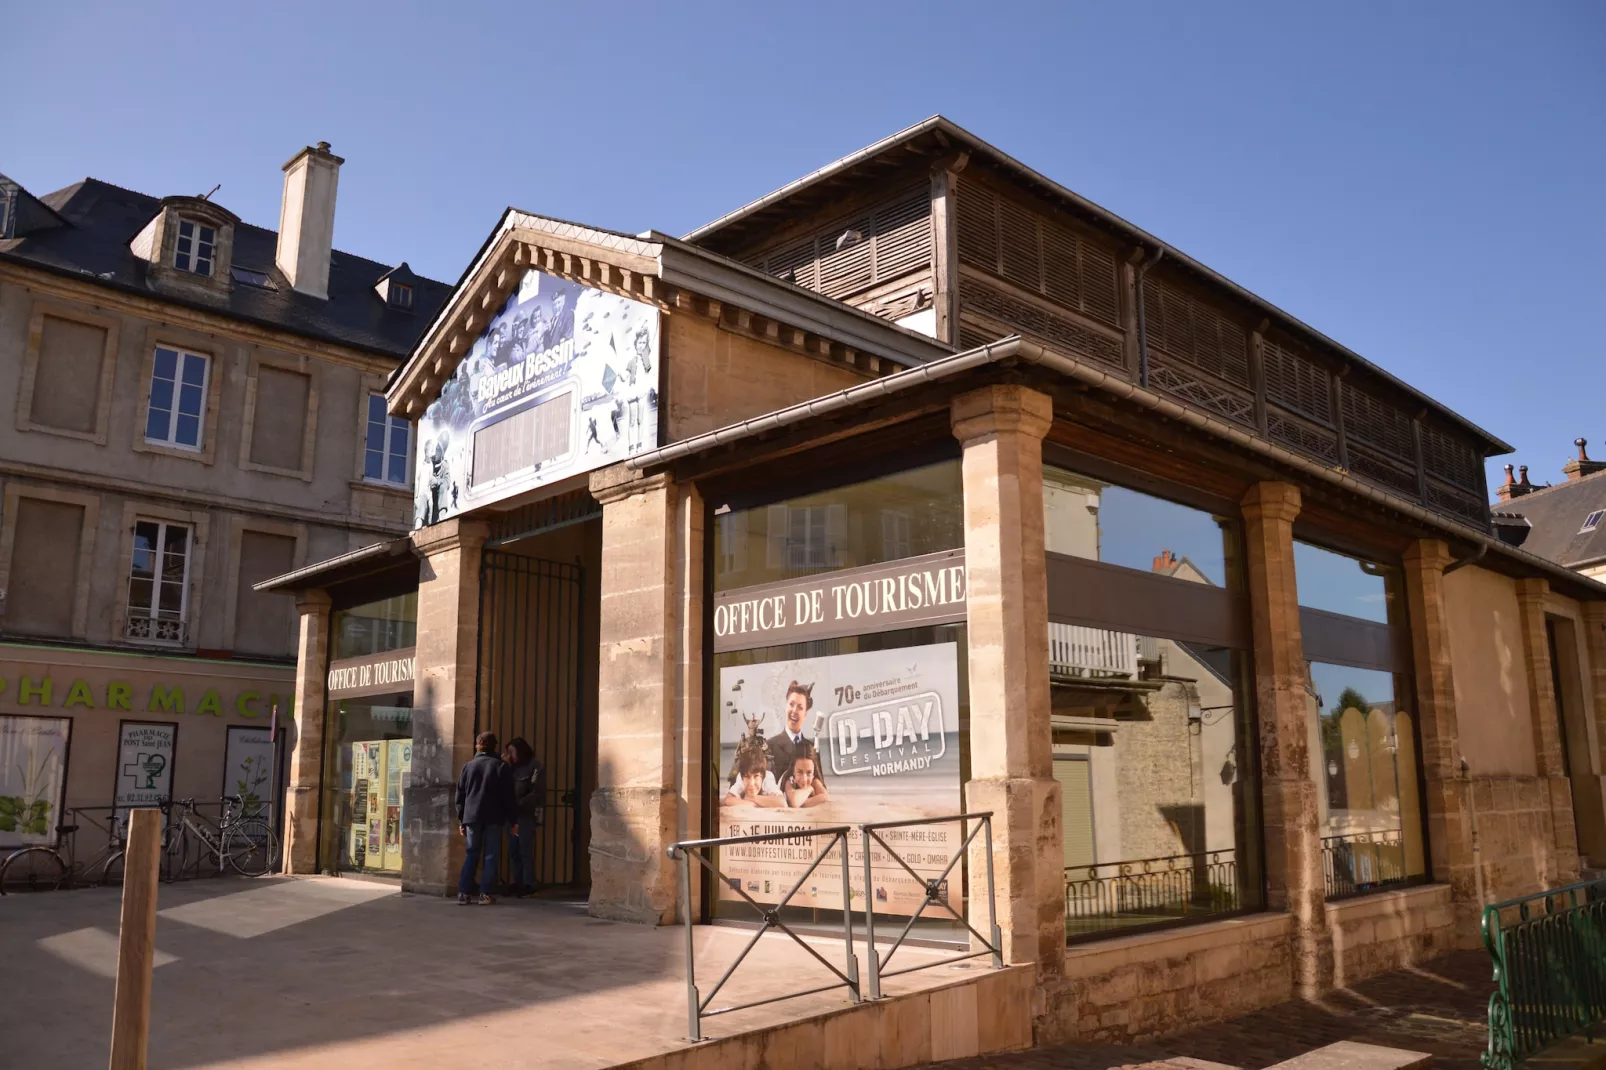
1581, 602, 1606, 867
951, 384, 1063, 974
406, 517, 489, 896
587, 467, 701, 924
1402, 540, 1479, 937
283, 589, 331, 875
1516, 578, 1581, 884
1240, 481, 1330, 997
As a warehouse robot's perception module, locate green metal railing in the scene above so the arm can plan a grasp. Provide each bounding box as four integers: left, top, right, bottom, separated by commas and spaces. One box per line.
1482, 876, 1606, 1070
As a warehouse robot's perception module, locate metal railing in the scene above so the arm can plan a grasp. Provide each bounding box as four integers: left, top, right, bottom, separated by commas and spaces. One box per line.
1049, 622, 1138, 678
1321, 828, 1407, 898
1064, 848, 1238, 925
1482, 877, 1606, 1070
861, 812, 1002, 1000
124, 610, 187, 644
668, 825, 860, 1042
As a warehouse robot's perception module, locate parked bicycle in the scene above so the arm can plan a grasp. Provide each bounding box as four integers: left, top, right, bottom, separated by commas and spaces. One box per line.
161, 795, 278, 881
0, 807, 126, 894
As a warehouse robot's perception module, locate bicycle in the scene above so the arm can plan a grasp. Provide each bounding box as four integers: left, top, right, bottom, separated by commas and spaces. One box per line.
0, 808, 127, 894
162, 796, 278, 880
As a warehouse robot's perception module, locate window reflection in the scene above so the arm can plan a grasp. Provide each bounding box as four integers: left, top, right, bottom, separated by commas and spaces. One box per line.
1046, 468, 1237, 588
1307, 662, 1425, 896
1293, 541, 1397, 624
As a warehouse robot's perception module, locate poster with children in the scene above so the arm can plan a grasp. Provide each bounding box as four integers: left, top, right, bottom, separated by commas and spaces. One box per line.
716, 642, 962, 916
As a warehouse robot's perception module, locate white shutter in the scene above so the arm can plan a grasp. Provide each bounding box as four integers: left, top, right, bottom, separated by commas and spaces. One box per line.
1055, 758, 1095, 868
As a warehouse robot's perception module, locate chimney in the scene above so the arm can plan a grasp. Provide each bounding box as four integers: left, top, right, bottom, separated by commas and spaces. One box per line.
276, 141, 343, 299
1153, 549, 1178, 571
1496, 464, 1539, 501
1561, 438, 1606, 482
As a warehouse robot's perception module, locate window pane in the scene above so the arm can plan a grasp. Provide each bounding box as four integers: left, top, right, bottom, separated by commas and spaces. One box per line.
368, 394, 386, 423
365, 418, 386, 455
178, 221, 194, 239
364, 450, 384, 481
161, 549, 186, 585
153, 347, 178, 382
177, 383, 203, 420
144, 405, 170, 442
175, 414, 200, 446
1308, 663, 1425, 896
128, 578, 154, 614
148, 374, 175, 414
158, 581, 184, 616
163, 526, 187, 556
1046, 467, 1237, 589
1294, 542, 1393, 624
386, 434, 408, 484
180, 353, 207, 389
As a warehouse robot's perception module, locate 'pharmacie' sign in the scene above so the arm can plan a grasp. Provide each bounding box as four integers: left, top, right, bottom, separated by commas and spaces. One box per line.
0, 670, 291, 721
713, 549, 967, 653
326, 648, 417, 700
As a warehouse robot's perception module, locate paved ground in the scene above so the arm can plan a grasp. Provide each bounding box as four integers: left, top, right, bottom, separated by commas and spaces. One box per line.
0, 874, 962, 1069
925, 951, 1513, 1070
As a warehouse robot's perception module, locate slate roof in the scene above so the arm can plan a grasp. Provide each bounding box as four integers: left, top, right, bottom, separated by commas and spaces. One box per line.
1492, 471, 1606, 569
0, 176, 451, 359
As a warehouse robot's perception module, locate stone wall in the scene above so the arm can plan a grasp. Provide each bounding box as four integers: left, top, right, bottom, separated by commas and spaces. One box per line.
1039, 913, 1294, 1043
1327, 884, 1456, 988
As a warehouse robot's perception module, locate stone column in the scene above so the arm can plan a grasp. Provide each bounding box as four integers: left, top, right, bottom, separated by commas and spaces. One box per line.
951, 384, 1063, 974
1403, 540, 1479, 937
407, 517, 489, 896
1240, 482, 1330, 997
587, 466, 700, 924
1516, 578, 1581, 885
1580, 603, 1606, 867
283, 589, 331, 875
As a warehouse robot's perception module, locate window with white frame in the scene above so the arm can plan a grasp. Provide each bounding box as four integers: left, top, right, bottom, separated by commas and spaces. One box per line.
174, 219, 216, 276
364, 393, 411, 485
1580, 509, 1604, 535
881, 509, 913, 560
127, 520, 191, 642
145, 347, 209, 449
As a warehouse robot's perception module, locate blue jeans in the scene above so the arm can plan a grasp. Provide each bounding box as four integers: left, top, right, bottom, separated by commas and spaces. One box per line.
459, 822, 502, 896
507, 817, 537, 890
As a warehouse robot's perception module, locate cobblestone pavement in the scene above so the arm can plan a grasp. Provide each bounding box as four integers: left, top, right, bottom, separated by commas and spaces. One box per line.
926, 951, 1499, 1070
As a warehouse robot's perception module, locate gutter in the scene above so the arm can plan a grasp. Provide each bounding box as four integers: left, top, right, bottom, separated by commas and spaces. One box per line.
628, 336, 1606, 599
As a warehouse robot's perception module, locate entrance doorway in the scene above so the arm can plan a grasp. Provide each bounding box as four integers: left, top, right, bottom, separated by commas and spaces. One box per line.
477, 514, 601, 889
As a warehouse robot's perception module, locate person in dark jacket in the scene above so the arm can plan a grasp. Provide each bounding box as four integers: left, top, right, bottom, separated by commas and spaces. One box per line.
503, 737, 543, 898
455, 731, 518, 905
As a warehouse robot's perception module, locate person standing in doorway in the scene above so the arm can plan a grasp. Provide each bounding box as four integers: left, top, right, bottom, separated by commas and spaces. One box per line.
503, 737, 543, 898
455, 731, 517, 905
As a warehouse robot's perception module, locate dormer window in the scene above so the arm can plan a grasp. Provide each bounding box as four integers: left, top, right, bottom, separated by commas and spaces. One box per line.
175, 219, 215, 276
388, 282, 413, 310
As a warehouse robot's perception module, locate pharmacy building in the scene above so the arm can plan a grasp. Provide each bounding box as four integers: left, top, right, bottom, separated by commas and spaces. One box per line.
261, 117, 1606, 1043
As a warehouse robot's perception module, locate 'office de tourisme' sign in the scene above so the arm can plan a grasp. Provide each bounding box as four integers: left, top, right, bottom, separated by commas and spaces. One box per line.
712, 549, 967, 653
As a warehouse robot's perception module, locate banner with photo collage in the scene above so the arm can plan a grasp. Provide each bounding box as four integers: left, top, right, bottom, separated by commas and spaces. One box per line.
716, 642, 963, 917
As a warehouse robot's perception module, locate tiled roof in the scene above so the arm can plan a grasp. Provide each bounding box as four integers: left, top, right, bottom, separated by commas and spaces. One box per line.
1493, 470, 1606, 568
0, 176, 451, 359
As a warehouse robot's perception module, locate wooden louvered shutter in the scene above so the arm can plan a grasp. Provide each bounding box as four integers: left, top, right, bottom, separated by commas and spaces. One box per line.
956, 179, 998, 272
1056, 758, 1095, 868
871, 190, 931, 281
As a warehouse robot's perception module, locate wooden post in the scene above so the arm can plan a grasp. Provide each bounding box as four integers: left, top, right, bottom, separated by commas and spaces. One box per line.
109, 807, 161, 1070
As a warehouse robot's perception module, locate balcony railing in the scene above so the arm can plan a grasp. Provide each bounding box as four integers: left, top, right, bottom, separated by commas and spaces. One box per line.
1321, 828, 1407, 898
1064, 848, 1238, 932
125, 611, 187, 644
1049, 622, 1139, 679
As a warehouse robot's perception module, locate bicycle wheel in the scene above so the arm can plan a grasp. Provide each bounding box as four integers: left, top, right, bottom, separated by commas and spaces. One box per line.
164, 826, 198, 882
225, 820, 276, 877
96, 849, 126, 888
0, 847, 67, 894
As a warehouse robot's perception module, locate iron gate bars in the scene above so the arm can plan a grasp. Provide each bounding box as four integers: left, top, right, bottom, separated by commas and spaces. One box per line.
668, 826, 860, 1042
1482, 876, 1606, 1070
860, 812, 1002, 1000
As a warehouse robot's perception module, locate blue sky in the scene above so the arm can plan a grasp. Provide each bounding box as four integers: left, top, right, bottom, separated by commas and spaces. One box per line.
6, 2, 1602, 490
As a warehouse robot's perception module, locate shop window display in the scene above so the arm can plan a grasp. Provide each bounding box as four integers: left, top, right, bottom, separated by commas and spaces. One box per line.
711, 460, 971, 935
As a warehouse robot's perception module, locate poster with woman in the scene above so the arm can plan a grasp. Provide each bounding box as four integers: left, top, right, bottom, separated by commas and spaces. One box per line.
0, 715, 70, 848
716, 642, 962, 916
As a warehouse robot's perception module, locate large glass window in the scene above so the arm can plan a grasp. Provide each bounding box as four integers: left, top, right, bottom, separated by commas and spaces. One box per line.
1296, 542, 1425, 897
144, 346, 209, 449
1045, 465, 1263, 940
710, 460, 970, 939
321, 592, 418, 877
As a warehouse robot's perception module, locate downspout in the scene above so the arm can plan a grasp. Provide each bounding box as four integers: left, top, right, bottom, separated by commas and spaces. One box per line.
1443, 542, 1487, 575
1134, 247, 1165, 388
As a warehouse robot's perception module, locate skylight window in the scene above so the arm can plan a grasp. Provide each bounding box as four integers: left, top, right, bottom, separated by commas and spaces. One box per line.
1580, 510, 1604, 534
231, 266, 277, 289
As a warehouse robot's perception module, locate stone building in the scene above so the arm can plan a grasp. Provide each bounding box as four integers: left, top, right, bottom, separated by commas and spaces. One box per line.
263, 117, 1606, 1046
0, 144, 448, 858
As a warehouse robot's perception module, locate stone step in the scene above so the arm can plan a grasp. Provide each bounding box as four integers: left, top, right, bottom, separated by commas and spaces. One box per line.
1264, 1041, 1432, 1070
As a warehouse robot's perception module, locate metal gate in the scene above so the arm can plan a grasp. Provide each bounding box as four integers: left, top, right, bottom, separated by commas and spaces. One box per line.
477, 549, 585, 887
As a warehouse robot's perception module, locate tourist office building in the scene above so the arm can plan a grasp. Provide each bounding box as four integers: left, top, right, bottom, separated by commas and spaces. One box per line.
263, 118, 1606, 1042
